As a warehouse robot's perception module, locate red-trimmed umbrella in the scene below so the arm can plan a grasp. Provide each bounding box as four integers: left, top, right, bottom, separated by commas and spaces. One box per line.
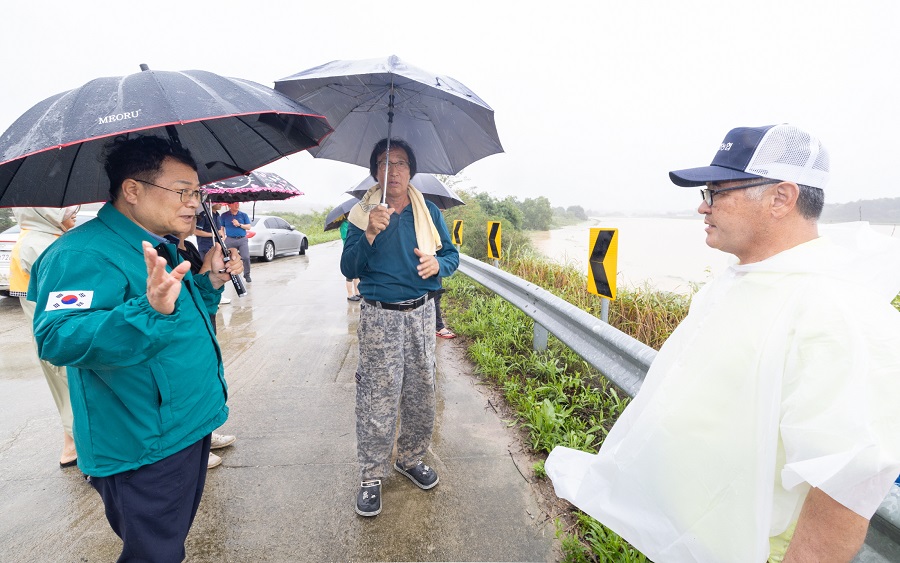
0, 65, 332, 207
202, 171, 303, 220
0, 64, 332, 297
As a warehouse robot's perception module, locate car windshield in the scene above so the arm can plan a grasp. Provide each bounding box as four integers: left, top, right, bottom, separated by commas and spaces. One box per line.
251, 218, 262, 227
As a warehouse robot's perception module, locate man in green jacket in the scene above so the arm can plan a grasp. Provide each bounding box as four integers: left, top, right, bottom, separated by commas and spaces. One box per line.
29, 135, 242, 562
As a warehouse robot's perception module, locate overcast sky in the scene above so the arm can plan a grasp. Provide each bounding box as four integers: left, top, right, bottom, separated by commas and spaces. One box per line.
2, 0, 897, 214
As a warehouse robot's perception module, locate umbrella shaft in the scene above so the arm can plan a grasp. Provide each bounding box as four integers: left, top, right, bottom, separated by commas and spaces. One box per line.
381, 84, 395, 205
200, 200, 247, 297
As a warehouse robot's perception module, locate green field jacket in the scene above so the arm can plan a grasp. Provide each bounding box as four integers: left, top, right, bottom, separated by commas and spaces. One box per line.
29, 203, 228, 477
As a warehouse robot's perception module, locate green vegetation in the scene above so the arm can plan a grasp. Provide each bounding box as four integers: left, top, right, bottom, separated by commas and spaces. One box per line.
259, 181, 593, 254
0, 208, 13, 232
265, 209, 341, 246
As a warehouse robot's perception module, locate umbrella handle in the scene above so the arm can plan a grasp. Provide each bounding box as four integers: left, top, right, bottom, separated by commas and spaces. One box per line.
200, 200, 247, 298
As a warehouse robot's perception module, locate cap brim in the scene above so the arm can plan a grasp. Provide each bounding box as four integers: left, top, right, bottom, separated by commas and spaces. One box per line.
669, 166, 762, 187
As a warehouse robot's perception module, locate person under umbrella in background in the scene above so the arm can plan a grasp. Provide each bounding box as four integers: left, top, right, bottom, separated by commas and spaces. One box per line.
195, 202, 225, 257
433, 205, 455, 339
433, 284, 455, 339
195, 205, 231, 304
169, 215, 237, 469
9, 205, 80, 468
339, 218, 361, 301
29, 135, 241, 562
341, 138, 459, 517
221, 202, 252, 283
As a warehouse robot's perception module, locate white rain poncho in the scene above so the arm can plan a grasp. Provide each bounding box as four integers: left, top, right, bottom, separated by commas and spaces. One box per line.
546, 223, 900, 563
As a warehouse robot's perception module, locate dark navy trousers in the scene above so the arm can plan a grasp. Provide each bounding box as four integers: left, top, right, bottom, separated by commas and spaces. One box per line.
90, 435, 211, 563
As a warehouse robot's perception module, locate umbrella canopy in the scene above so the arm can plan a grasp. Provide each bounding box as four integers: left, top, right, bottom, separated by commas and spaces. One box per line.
324, 197, 361, 231
0, 65, 333, 207
202, 171, 303, 203
348, 173, 464, 210
274, 55, 503, 175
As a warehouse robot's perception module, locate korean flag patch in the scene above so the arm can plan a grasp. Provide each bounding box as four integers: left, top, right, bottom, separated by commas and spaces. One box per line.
45, 291, 94, 311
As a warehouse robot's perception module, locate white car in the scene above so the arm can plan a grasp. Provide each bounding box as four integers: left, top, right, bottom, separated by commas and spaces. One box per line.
247, 215, 308, 262
0, 212, 97, 296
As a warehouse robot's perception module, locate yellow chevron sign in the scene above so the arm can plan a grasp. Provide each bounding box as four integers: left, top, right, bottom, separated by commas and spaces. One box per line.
487, 221, 501, 259
452, 220, 463, 245
587, 228, 617, 299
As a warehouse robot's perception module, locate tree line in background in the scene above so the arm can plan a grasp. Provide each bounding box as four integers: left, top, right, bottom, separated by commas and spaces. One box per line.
3, 194, 899, 237
464, 192, 588, 231
441, 189, 588, 260
819, 197, 900, 223
262, 186, 592, 260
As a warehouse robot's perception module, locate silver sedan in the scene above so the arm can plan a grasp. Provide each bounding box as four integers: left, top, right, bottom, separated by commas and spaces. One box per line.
247, 215, 308, 262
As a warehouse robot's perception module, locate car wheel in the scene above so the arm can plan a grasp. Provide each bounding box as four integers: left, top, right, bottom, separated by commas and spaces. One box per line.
299, 238, 308, 255
263, 240, 275, 262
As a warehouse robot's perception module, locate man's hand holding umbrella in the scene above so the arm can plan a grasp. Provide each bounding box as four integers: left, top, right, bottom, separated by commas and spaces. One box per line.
364, 204, 394, 245
202, 241, 243, 288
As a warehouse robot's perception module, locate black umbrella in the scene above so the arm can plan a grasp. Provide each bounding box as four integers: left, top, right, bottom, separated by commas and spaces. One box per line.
0, 64, 332, 297
202, 171, 303, 219
0, 65, 333, 207
275, 55, 502, 204
348, 173, 464, 210
324, 197, 361, 231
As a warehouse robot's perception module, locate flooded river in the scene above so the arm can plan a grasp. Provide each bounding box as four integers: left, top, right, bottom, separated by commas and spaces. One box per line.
530, 217, 900, 294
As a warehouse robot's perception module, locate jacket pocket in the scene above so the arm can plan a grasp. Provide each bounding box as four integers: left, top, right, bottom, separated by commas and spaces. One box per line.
149, 360, 173, 426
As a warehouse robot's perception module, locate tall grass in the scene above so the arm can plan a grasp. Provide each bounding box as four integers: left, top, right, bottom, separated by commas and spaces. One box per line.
501, 245, 692, 349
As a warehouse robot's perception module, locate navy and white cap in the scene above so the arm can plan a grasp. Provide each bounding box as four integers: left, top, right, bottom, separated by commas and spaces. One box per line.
669, 124, 830, 189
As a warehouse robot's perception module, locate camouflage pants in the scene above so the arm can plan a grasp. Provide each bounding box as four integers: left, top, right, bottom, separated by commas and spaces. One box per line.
355, 299, 436, 481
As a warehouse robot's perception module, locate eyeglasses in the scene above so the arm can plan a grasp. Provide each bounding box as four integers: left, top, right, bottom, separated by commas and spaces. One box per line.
376, 159, 410, 171
700, 179, 779, 207
135, 179, 207, 203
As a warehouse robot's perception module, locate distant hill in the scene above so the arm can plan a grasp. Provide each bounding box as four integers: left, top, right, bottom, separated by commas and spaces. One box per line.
820, 197, 900, 224
613, 197, 900, 224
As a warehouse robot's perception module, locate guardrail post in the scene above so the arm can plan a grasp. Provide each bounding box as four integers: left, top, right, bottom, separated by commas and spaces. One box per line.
533, 323, 548, 352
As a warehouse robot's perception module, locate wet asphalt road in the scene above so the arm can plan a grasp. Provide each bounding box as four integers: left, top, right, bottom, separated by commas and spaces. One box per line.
0, 240, 556, 562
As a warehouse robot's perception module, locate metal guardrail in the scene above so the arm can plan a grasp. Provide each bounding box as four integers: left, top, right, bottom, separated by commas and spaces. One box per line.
456, 254, 900, 559
457, 254, 655, 398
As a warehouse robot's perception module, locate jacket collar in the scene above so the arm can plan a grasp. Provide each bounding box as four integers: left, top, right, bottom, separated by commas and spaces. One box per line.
97, 202, 166, 254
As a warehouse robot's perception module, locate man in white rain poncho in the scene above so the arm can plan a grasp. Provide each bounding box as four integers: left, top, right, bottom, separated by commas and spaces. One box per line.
546, 124, 900, 562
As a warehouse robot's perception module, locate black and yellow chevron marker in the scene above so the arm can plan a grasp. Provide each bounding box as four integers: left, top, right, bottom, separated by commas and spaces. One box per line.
487, 221, 502, 259
452, 220, 463, 245
587, 228, 617, 299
